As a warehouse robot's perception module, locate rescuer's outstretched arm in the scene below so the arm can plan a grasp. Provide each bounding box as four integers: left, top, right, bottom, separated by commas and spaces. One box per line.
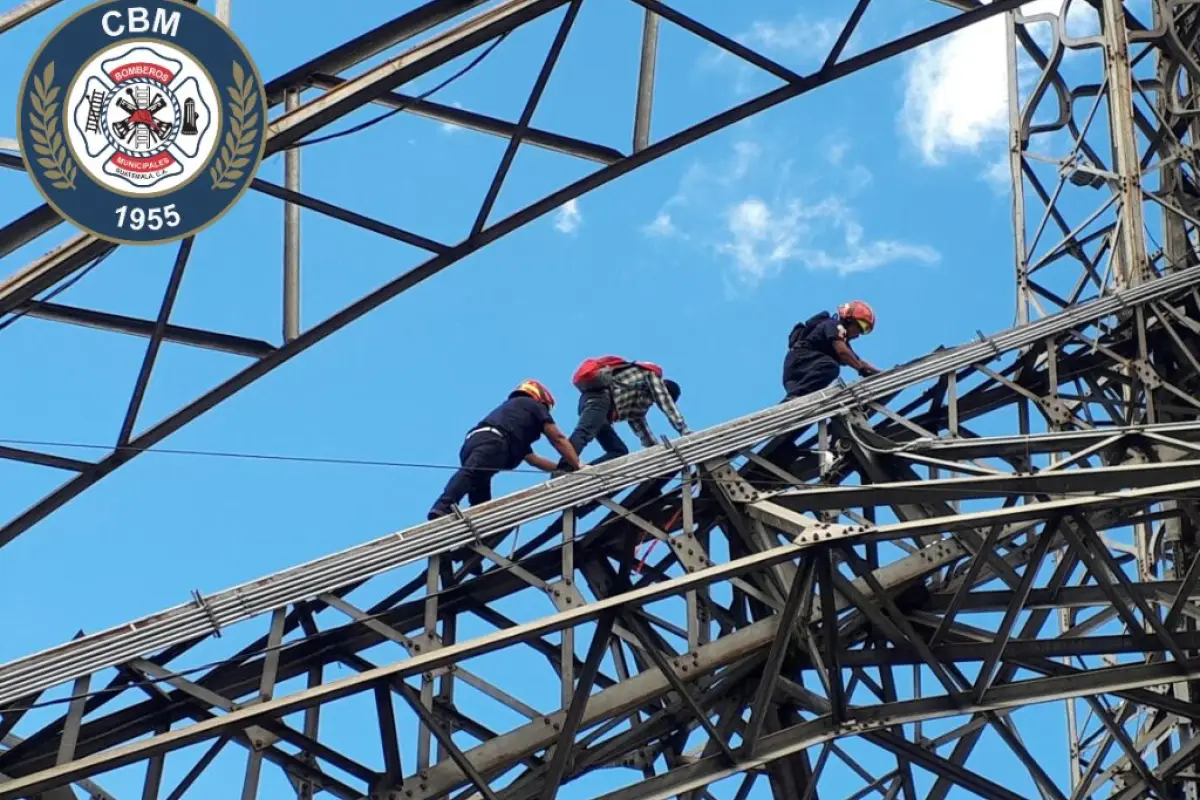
524, 453, 559, 472
543, 422, 583, 471
833, 339, 880, 376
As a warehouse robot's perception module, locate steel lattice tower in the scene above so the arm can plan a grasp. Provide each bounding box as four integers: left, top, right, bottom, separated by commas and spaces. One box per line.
4, 0, 1200, 798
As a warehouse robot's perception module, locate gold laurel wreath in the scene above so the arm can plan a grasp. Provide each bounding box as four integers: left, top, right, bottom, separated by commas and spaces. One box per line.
210, 61, 259, 191
26, 62, 77, 191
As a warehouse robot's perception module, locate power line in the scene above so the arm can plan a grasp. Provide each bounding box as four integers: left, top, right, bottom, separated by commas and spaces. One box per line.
285, 32, 509, 150
1, 434, 1178, 500
0, 249, 111, 333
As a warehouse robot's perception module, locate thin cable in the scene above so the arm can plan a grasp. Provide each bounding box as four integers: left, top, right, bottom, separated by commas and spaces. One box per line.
3, 254, 1194, 712
5, 433, 1189, 501
1, 436, 482, 472
0, 433, 821, 490
2, 80, 1195, 717
1, 434, 794, 484
0, 440, 1191, 714
8, 423, 1200, 499
285, 32, 509, 151
0, 248, 112, 334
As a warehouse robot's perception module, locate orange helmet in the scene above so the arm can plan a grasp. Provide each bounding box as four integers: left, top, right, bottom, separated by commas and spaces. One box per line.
838, 300, 876, 334
512, 379, 556, 409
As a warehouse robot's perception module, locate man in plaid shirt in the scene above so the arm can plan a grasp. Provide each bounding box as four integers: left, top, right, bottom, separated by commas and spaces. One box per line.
558, 358, 690, 469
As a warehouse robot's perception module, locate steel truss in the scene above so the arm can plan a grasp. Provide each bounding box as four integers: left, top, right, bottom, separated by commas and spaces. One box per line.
0, 0, 1016, 553
2, 246, 1200, 795
7, 0, 1200, 798
1009, 0, 1200, 793
1009, 0, 1200, 316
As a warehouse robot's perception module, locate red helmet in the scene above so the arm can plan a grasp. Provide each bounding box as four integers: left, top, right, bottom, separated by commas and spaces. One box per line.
838, 300, 876, 334
512, 379, 556, 409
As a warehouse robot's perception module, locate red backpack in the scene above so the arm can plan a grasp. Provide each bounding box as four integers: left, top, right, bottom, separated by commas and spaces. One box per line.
572, 356, 663, 389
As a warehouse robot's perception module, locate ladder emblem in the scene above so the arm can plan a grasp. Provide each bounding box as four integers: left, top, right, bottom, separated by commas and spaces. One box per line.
69, 43, 215, 193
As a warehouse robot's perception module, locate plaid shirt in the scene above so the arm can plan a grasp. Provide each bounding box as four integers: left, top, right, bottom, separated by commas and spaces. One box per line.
607, 365, 689, 447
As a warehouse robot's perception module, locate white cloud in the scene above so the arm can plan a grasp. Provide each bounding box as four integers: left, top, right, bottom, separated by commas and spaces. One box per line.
827, 141, 849, 166
719, 197, 800, 281
718, 196, 940, 284
701, 12, 842, 93
742, 14, 838, 55
825, 140, 871, 190
900, 0, 1100, 165
982, 158, 1012, 194
658, 140, 761, 213
642, 140, 938, 287
643, 212, 679, 238
848, 164, 872, 192
553, 199, 582, 234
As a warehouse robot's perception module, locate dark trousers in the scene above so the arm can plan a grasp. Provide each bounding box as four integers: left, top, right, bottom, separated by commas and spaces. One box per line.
429, 431, 509, 519
558, 388, 630, 469
782, 349, 841, 401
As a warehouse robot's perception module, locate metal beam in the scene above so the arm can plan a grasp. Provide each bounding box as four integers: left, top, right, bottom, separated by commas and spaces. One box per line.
0, 0, 1039, 554
307, 74, 623, 164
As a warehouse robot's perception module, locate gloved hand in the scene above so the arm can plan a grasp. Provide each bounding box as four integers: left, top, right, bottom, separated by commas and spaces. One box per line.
857, 363, 881, 377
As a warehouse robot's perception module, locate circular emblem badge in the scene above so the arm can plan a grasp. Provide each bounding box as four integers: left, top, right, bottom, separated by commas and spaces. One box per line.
16, 0, 267, 245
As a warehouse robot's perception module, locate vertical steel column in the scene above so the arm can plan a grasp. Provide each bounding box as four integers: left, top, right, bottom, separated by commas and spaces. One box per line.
1154, 0, 1192, 275
1007, 2, 1199, 793
632, 7, 659, 152
1152, 2, 1200, 793
141, 727, 168, 799
283, 89, 301, 343
1099, 11, 1159, 740
561, 509, 576, 710
215, 0, 231, 26
1007, 1, 1156, 788
418, 557, 440, 770
297, 664, 322, 800
434, 556, 456, 768
1005, 9, 1031, 326
1101, 0, 1150, 290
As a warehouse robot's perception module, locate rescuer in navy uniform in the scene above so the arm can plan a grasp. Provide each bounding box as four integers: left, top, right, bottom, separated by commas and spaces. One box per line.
783, 300, 881, 400
428, 379, 582, 520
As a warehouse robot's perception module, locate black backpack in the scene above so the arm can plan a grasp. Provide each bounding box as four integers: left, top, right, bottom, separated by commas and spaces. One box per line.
788, 311, 831, 348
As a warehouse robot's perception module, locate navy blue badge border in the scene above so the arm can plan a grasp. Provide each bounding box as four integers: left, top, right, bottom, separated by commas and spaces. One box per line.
16, 0, 268, 246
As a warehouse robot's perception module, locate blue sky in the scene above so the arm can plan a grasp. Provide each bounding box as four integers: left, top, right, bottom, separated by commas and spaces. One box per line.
0, 0, 1101, 796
